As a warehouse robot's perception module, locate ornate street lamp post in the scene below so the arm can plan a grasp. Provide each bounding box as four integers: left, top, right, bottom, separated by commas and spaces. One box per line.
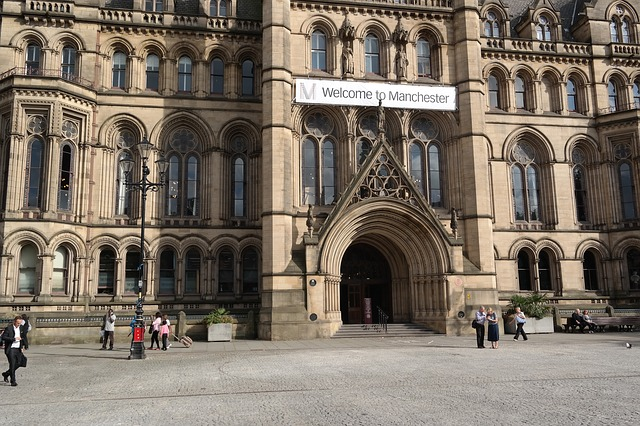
119, 136, 168, 360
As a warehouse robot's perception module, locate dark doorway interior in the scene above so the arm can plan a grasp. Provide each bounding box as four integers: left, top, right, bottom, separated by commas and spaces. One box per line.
340, 243, 392, 324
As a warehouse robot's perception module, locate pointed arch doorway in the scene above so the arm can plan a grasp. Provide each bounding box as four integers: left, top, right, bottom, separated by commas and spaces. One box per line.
340, 243, 392, 324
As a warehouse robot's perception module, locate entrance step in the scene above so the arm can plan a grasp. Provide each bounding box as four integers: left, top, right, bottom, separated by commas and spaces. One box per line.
332, 323, 436, 338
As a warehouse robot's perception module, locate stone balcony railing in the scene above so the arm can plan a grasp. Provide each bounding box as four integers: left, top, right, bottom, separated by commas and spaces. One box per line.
483, 37, 591, 56
24, 0, 73, 15
0, 67, 94, 90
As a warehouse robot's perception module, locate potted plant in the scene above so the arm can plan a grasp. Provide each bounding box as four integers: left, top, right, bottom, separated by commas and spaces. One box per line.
203, 308, 234, 342
503, 292, 553, 334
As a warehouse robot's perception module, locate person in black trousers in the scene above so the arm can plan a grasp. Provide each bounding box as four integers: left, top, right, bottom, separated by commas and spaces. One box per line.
475, 306, 487, 348
1, 315, 27, 386
20, 314, 31, 350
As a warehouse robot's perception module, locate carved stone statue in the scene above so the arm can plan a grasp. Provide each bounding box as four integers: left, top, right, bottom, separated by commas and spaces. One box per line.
450, 208, 458, 239
395, 47, 408, 79
377, 100, 385, 132
306, 204, 315, 237
342, 43, 354, 76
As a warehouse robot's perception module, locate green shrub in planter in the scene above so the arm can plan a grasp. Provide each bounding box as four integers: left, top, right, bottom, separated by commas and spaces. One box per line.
203, 308, 234, 326
506, 292, 551, 320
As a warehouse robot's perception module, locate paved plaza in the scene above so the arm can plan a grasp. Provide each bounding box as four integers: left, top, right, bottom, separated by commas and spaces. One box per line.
2, 332, 640, 425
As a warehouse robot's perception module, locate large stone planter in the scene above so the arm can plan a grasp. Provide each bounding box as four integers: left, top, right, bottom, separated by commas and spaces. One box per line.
503, 316, 554, 334
207, 323, 232, 342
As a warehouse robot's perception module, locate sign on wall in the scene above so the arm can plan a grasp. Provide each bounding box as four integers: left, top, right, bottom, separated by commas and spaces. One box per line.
294, 78, 457, 111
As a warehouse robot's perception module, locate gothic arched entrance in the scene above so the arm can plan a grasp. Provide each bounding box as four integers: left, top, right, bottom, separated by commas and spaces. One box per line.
340, 243, 392, 324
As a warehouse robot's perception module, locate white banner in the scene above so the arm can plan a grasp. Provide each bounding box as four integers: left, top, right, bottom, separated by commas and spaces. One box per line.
294, 78, 456, 111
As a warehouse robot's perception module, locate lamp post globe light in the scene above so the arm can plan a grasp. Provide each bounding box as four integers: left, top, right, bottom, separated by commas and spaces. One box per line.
119, 135, 169, 360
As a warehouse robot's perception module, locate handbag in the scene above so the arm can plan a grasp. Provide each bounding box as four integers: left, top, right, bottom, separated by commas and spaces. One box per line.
19, 352, 27, 368
471, 319, 478, 329
99, 329, 105, 344
148, 324, 153, 334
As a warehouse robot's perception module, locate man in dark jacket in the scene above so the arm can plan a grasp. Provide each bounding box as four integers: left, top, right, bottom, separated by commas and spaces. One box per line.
1, 316, 27, 386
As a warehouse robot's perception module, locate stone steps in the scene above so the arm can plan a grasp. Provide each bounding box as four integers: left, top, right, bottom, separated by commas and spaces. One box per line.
332, 323, 436, 338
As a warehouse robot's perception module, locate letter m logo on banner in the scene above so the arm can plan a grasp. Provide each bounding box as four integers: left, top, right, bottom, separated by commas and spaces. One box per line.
298, 82, 316, 101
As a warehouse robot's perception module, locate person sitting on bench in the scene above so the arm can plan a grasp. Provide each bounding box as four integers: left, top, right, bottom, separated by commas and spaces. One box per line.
582, 309, 597, 333
571, 308, 589, 333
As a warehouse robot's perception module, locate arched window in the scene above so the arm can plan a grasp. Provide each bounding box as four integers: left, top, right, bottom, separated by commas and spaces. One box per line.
311, 30, 327, 72
232, 155, 246, 217
538, 250, 553, 291
573, 164, 588, 222
364, 33, 380, 75
611, 19, 619, 42
116, 151, 132, 216
146, 54, 160, 91
511, 142, 541, 222
26, 43, 41, 75
302, 137, 317, 205
241, 60, 254, 96
184, 249, 201, 294
61, 45, 77, 80
18, 244, 38, 294
242, 247, 259, 293
488, 74, 500, 109
428, 144, 442, 207
633, 81, 640, 109
416, 38, 431, 78
515, 75, 526, 109
145, 0, 163, 12
219, 0, 227, 16
608, 80, 620, 112
210, 58, 224, 95
125, 250, 140, 293
159, 249, 176, 295
58, 144, 73, 210
301, 112, 337, 205
484, 11, 500, 37
517, 251, 532, 291
98, 248, 116, 294
322, 140, 335, 205
535, 15, 551, 41
628, 249, 640, 290
210, 0, 217, 16
112, 51, 127, 89
611, 15, 633, 44
165, 129, 200, 217
218, 249, 234, 293
583, 250, 599, 291
619, 162, 636, 220
409, 142, 424, 194
26, 138, 44, 208
567, 79, 577, 112
178, 56, 192, 92
52, 246, 69, 293
621, 18, 631, 43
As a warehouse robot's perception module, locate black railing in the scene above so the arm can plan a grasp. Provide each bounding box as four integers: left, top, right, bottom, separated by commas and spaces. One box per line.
377, 306, 389, 333
0, 67, 94, 89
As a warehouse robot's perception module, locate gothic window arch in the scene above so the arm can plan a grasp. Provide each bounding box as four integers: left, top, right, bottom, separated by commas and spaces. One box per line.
615, 143, 637, 220
416, 37, 431, 78
535, 14, 552, 41
159, 248, 176, 295
26, 42, 41, 75
572, 147, 588, 223
538, 250, 554, 291
610, 5, 634, 44
241, 59, 255, 96
146, 54, 160, 91
301, 112, 337, 205
408, 116, 443, 207
210, 57, 224, 95
517, 249, 557, 292
511, 141, 541, 222
165, 128, 200, 217
364, 33, 380, 75
241, 247, 259, 294
517, 250, 533, 291
25, 137, 45, 208
608, 78, 622, 112
115, 129, 136, 216
52, 246, 70, 294
125, 249, 141, 294
567, 78, 577, 112
61, 44, 77, 80
514, 74, 529, 110
58, 119, 78, 211
483, 10, 501, 38
112, 51, 127, 89
487, 73, 502, 109
98, 247, 116, 294
18, 243, 38, 294
311, 29, 327, 71
583, 249, 599, 291
178, 56, 192, 92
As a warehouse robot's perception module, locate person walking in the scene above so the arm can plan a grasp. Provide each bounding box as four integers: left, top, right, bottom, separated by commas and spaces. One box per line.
1, 315, 27, 386
486, 307, 500, 349
101, 309, 116, 350
513, 307, 528, 341
149, 312, 162, 350
160, 316, 170, 351
475, 306, 487, 348
20, 314, 31, 350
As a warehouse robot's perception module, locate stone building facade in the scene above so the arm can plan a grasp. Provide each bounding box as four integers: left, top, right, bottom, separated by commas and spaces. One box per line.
0, 0, 639, 339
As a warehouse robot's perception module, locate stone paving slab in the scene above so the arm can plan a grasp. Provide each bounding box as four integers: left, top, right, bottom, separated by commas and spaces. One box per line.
1, 332, 640, 425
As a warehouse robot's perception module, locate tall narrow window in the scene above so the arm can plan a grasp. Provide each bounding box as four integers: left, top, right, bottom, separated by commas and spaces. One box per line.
145, 0, 163, 11
633, 81, 640, 109
364, 34, 380, 75
610, 19, 619, 43
527, 166, 540, 221
583, 250, 599, 291
627, 249, 640, 290
621, 18, 631, 43
512, 166, 525, 221
242, 248, 259, 293
567, 79, 577, 112
302, 138, 317, 205
185, 155, 198, 216
184, 249, 200, 294
61, 45, 77, 80
515, 76, 526, 109
241, 60, 254, 96
619, 162, 636, 220
18, 244, 38, 294
484, 11, 500, 37
536, 15, 551, 41
218, 249, 234, 293
159, 249, 176, 294
356, 139, 372, 167
416, 38, 431, 78
178, 56, 192, 92
26, 139, 44, 208
573, 165, 588, 222
125, 250, 140, 294
311, 30, 327, 71
321, 140, 335, 204
116, 151, 132, 216
488, 74, 500, 108
112, 51, 127, 89
538, 251, 553, 291
511, 142, 542, 222
428, 144, 442, 207
165, 129, 200, 217
166, 154, 180, 216
517, 251, 532, 291
210, 58, 224, 94
58, 144, 73, 210
219, 0, 227, 16
608, 80, 619, 112
98, 249, 116, 294
25, 43, 41, 75
210, 0, 218, 16
52, 247, 68, 293
232, 155, 246, 217
146, 54, 160, 91
409, 142, 424, 194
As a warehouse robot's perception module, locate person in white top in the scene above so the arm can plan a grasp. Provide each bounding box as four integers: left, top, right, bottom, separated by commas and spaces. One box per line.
101, 309, 116, 350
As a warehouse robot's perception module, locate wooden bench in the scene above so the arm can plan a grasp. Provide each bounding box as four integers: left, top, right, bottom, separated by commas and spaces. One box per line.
591, 316, 640, 332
